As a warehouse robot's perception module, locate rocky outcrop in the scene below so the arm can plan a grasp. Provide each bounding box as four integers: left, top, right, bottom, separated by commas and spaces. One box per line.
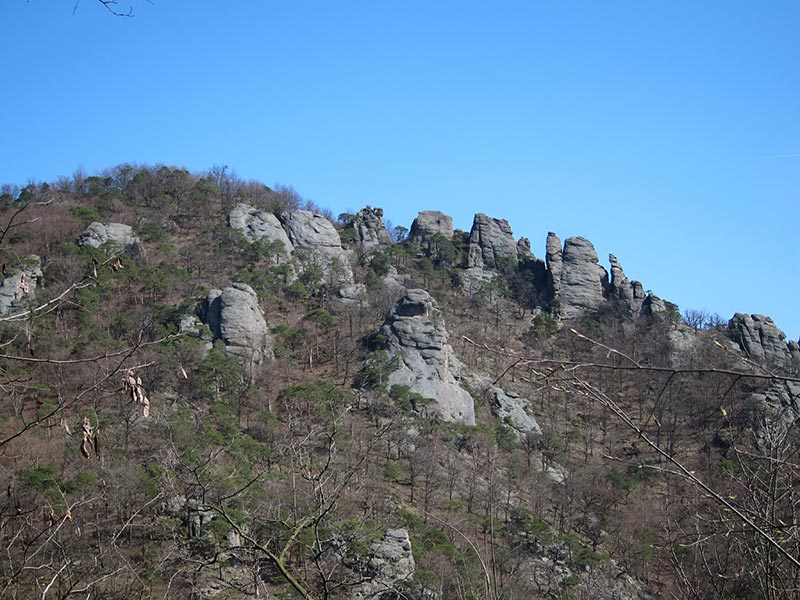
379, 289, 475, 424
280, 210, 343, 253
545, 232, 563, 298
471, 373, 541, 435
78, 222, 140, 253
641, 294, 668, 316
728, 313, 800, 370
228, 202, 293, 257
749, 381, 800, 451
407, 211, 454, 252
517, 237, 534, 261
164, 495, 218, 540
0, 255, 43, 316
227, 204, 352, 281
459, 266, 501, 298
353, 529, 415, 599
493, 386, 542, 435
339, 283, 367, 305
609, 254, 646, 314
200, 283, 272, 364
556, 237, 607, 319
466, 213, 519, 270
353, 206, 392, 250
279, 210, 354, 282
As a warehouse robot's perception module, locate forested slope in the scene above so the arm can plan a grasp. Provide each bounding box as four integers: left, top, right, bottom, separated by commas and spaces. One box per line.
0, 165, 797, 599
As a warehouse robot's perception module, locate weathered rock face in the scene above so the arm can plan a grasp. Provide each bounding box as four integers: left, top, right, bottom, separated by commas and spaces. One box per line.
201, 283, 272, 364
78, 222, 140, 253
339, 283, 367, 305
353, 206, 392, 250
557, 237, 608, 319
641, 293, 668, 316
279, 210, 354, 282
545, 232, 563, 298
353, 528, 416, 599
493, 386, 541, 435
227, 204, 353, 281
728, 313, 799, 370
228, 202, 293, 257
0, 256, 43, 316
379, 289, 475, 425
459, 266, 499, 296
407, 211, 454, 251
517, 236, 534, 261
749, 381, 800, 452
466, 213, 519, 270
609, 254, 646, 314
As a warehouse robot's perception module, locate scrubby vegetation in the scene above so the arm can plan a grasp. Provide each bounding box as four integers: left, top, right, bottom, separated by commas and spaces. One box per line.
0, 164, 797, 599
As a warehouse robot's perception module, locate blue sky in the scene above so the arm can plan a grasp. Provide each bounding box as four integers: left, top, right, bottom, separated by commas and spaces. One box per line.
2, 1, 798, 338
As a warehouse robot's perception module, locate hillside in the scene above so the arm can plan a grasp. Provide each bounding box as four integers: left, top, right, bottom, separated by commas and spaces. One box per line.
0, 165, 798, 599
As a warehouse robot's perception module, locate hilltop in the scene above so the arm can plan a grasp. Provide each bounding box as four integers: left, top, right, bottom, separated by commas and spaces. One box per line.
0, 164, 798, 599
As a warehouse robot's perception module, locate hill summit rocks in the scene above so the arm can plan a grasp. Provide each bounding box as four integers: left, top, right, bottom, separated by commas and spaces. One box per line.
227, 203, 293, 256
554, 236, 608, 319
466, 213, 520, 270
228, 203, 353, 282
728, 313, 800, 370
407, 210, 454, 251
351, 205, 392, 250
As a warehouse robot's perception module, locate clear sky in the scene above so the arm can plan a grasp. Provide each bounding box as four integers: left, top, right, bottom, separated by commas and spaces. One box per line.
2, 1, 798, 339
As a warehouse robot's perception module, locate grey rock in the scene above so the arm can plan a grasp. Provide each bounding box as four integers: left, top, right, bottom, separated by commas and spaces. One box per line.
353, 206, 392, 250
728, 313, 798, 369
339, 283, 367, 304
382, 266, 406, 294
379, 289, 475, 424
279, 210, 353, 283
517, 236, 534, 260
574, 560, 654, 600
201, 283, 272, 364
407, 211, 454, 251
0, 255, 43, 316
493, 386, 542, 435
228, 202, 293, 258
164, 495, 217, 540
749, 381, 800, 453
280, 209, 342, 249
557, 237, 607, 319
545, 232, 563, 298
459, 266, 500, 296
668, 325, 703, 367
609, 254, 646, 314
642, 293, 667, 316
353, 528, 415, 599
466, 213, 519, 270
178, 314, 212, 343
78, 222, 140, 253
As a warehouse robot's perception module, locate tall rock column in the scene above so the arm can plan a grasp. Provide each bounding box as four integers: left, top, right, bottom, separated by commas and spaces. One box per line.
353, 205, 392, 250
609, 254, 645, 314
545, 232, 563, 300
558, 237, 608, 319
466, 213, 519, 270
